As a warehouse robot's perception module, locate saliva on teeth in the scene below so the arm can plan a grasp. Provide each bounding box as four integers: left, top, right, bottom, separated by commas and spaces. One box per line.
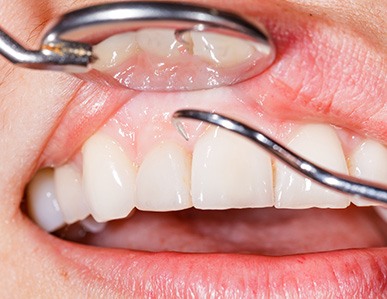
26, 123, 387, 233
90, 28, 272, 91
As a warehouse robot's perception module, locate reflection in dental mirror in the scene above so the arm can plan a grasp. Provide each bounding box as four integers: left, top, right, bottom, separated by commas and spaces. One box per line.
91, 28, 274, 91
0, 2, 275, 90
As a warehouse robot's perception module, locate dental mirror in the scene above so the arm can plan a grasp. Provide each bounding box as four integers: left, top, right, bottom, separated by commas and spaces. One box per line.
0, 2, 276, 91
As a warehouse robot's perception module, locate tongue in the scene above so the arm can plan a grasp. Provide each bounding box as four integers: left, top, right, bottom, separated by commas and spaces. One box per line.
60, 206, 386, 256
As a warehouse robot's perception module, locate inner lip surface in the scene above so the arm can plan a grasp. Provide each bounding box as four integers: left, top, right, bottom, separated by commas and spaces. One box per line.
55, 206, 387, 256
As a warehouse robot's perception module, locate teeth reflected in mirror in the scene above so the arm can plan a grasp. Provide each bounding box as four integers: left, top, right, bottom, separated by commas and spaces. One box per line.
91, 28, 274, 91
190, 31, 256, 67
136, 29, 182, 58
92, 32, 138, 71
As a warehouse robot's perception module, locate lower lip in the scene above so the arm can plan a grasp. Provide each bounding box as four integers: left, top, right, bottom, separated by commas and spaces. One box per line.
47, 231, 386, 297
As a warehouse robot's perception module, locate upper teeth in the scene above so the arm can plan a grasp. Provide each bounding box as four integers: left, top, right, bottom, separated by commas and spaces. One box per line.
92, 29, 258, 70
275, 124, 350, 209
349, 140, 387, 207
136, 142, 192, 211
26, 123, 387, 232
54, 164, 89, 223
27, 168, 65, 232
82, 132, 137, 222
192, 127, 273, 209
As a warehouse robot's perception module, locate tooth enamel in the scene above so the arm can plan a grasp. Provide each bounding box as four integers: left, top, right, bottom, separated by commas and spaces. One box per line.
54, 164, 89, 224
192, 127, 273, 209
136, 142, 192, 211
82, 132, 136, 222
92, 32, 138, 71
136, 28, 181, 58
349, 140, 387, 206
275, 124, 350, 208
190, 31, 255, 67
26, 169, 65, 232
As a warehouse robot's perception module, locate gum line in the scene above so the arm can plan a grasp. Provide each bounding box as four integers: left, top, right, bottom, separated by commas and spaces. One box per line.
67, 86, 364, 168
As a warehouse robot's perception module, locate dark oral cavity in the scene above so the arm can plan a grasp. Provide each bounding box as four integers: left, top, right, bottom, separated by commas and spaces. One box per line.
56, 207, 387, 256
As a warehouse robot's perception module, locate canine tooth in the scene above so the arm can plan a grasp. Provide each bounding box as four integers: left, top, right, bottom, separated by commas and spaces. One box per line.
349, 140, 387, 206
136, 142, 191, 211
54, 164, 89, 224
82, 132, 136, 222
192, 127, 273, 209
136, 28, 181, 57
275, 124, 350, 208
26, 169, 65, 232
92, 32, 138, 71
190, 31, 255, 67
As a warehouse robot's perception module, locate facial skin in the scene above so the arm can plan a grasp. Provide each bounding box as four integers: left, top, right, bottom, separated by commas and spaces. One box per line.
0, 0, 386, 297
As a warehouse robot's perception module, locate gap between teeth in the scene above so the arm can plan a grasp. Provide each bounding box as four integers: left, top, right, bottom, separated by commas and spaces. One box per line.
26, 123, 387, 232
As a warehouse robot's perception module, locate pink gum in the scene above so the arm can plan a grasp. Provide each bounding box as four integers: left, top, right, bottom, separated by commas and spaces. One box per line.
71, 86, 363, 167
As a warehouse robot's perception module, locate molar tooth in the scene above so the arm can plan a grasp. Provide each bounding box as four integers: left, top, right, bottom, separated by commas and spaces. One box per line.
349, 140, 387, 206
26, 169, 65, 232
82, 132, 136, 222
275, 124, 350, 209
136, 28, 181, 58
54, 164, 89, 224
136, 142, 191, 211
192, 127, 273, 209
92, 32, 138, 71
190, 31, 255, 67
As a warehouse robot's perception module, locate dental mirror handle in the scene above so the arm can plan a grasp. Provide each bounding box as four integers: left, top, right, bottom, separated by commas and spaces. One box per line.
0, 27, 91, 70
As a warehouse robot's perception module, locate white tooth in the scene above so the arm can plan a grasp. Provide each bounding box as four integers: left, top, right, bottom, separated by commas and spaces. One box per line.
82, 132, 136, 222
275, 124, 350, 208
349, 140, 387, 206
92, 32, 138, 71
136, 142, 191, 211
192, 127, 273, 209
54, 164, 89, 224
136, 28, 180, 58
190, 31, 255, 67
27, 169, 65, 232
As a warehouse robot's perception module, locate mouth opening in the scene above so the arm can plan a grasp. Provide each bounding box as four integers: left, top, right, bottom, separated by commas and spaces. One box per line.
51, 206, 386, 257
12, 6, 387, 296
22, 100, 387, 257
21, 18, 387, 258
